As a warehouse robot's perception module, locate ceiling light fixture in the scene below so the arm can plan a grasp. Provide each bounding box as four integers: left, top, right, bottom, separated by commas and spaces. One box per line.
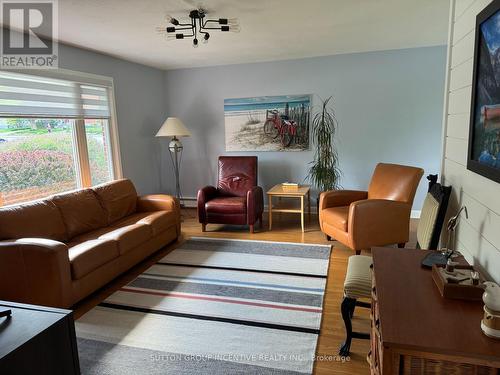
157, 9, 240, 48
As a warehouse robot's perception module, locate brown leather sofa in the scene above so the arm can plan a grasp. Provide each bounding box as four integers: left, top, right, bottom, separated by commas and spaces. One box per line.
319, 163, 423, 254
0, 179, 180, 308
197, 156, 264, 233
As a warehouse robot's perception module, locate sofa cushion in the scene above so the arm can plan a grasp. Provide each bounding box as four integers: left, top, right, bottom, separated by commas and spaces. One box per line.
113, 211, 178, 236
93, 179, 137, 225
67, 227, 113, 246
0, 199, 67, 241
99, 223, 151, 254
68, 239, 119, 280
322, 206, 349, 232
137, 211, 178, 235
206, 196, 246, 215
51, 189, 107, 239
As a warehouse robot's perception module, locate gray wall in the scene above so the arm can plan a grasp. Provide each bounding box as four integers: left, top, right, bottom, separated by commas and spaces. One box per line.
163, 46, 447, 209
59, 44, 166, 195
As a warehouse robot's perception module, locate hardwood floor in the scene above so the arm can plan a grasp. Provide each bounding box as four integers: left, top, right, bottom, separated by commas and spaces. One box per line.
73, 208, 417, 374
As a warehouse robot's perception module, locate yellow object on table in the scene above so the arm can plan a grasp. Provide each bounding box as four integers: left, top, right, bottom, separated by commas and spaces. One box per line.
281, 182, 299, 192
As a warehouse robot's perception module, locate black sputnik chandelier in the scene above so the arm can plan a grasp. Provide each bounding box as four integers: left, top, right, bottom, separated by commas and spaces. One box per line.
157, 9, 240, 48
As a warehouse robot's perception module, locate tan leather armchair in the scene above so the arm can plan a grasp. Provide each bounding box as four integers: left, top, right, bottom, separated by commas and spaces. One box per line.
319, 163, 424, 254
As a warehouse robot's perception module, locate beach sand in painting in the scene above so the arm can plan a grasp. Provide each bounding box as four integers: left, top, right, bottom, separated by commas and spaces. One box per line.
225, 111, 307, 152
224, 95, 311, 152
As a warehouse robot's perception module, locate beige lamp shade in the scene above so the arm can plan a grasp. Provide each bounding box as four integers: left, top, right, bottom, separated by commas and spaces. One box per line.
155, 117, 191, 137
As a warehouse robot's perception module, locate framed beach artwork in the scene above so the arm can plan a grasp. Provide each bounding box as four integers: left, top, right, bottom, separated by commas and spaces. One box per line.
224, 94, 311, 151
468, 0, 500, 183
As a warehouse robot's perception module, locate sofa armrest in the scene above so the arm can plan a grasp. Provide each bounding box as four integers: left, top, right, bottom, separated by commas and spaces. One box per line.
319, 190, 368, 210
137, 194, 181, 234
247, 186, 264, 223
137, 194, 179, 213
197, 185, 217, 224
348, 199, 411, 250
0, 238, 72, 308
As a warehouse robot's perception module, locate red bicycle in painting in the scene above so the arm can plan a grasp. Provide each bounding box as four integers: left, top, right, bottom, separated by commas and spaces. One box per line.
263, 109, 301, 147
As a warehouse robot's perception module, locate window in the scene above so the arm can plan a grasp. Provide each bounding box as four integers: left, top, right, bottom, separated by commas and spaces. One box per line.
0, 70, 121, 206
85, 119, 113, 186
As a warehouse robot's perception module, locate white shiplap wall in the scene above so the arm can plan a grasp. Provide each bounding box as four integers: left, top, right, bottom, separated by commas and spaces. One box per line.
442, 0, 500, 283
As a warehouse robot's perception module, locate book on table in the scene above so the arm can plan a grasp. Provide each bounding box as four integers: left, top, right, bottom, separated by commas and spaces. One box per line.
281, 182, 299, 191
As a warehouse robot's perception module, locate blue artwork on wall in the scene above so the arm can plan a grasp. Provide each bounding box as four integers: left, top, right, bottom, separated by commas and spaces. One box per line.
468, 0, 500, 183
224, 94, 311, 152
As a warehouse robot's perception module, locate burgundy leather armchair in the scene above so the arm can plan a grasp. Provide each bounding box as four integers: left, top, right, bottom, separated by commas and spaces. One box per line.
197, 156, 264, 233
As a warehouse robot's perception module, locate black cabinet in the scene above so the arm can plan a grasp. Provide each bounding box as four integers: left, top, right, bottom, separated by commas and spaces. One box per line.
0, 300, 80, 374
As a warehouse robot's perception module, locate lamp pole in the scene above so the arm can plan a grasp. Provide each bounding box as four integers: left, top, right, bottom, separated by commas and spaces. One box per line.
169, 135, 183, 202
156, 117, 191, 205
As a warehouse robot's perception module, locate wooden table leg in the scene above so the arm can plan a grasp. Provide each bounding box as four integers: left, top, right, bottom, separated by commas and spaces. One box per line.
268, 194, 272, 231
308, 190, 311, 222
301, 195, 305, 232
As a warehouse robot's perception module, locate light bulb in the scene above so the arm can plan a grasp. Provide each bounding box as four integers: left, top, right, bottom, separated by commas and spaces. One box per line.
229, 25, 241, 33
166, 14, 179, 25
218, 17, 238, 26
156, 26, 166, 34
203, 33, 210, 43
167, 33, 184, 40
193, 38, 199, 48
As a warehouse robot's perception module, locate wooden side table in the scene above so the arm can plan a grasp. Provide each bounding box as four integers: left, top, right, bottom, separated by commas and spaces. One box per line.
267, 184, 311, 232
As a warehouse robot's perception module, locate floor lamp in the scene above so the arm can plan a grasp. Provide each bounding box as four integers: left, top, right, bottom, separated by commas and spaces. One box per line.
156, 117, 191, 204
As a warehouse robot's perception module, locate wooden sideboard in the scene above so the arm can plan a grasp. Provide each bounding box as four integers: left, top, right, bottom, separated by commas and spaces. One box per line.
370, 248, 500, 375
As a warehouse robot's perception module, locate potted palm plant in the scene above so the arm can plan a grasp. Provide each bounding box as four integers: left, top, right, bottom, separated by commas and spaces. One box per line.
307, 96, 341, 200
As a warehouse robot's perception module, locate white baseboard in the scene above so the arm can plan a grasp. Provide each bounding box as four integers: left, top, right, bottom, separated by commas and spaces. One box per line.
182, 197, 421, 219
180, 197, 197, 208
183, 196, 421, 219
181, 198, 319, 213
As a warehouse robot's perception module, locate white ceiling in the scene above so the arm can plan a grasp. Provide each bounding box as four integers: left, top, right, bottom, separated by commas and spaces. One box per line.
51, 0, 449, 70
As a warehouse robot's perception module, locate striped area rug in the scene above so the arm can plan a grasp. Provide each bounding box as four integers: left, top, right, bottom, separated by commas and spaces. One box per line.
76, 237, 332, 374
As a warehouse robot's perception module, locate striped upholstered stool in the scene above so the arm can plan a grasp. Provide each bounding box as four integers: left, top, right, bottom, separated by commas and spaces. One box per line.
339, 255, 372, 356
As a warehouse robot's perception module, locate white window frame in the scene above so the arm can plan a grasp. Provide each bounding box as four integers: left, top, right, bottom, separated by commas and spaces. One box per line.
7, 68, 123, 188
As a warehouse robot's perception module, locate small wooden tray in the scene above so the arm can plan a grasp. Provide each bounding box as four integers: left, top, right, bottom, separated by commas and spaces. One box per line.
432, 264, 485, 301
